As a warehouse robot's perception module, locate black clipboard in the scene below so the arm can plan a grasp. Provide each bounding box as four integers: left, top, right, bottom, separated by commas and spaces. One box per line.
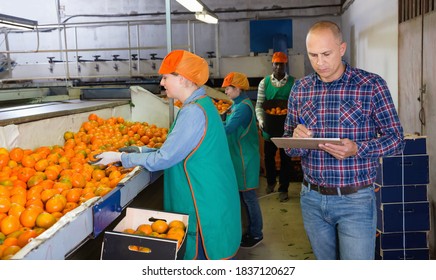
271, 137, 343, 149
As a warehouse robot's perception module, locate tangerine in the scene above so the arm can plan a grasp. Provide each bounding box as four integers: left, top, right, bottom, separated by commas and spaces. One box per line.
19, 207, 41, 228
17, 229, 37, 248
9, 148, 24, 163
136, 224, 153, 235
45, 194, 66, 213
0, 197, 11, 213
168, 220, 186, 230
35, 212, 57, 229
2, 245, 20, 258
151, 220, 168, 234
0, 215, 20, 235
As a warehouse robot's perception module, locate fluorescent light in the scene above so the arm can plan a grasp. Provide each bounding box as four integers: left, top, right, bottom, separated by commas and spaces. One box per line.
176, 0, 204, 12
0, 13, 37, 30
195, 11, 218, 24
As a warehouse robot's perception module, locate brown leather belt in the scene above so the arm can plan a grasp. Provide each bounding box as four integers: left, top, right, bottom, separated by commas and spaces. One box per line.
303, 179, 371, 196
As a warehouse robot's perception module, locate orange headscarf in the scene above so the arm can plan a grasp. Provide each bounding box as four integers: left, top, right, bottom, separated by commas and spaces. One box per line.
272, 52, 288, 63
159, 50, 209, 86
222, 72, 249, 90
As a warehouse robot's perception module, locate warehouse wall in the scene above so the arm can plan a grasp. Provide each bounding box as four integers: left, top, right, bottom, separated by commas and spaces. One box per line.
0, 0, 341, 81
341, 0, 399, 108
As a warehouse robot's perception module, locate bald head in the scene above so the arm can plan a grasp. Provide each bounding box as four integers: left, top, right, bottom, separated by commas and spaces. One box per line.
306, 21, 343, 46
305, 21, 346, 82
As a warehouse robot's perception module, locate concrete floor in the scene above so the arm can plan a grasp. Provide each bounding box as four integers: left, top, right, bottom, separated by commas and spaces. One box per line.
236, 178, 315, 260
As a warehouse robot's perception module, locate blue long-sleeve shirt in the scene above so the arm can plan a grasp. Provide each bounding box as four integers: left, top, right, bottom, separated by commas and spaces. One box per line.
223, 93, 252, 134
121, 87, 206, 171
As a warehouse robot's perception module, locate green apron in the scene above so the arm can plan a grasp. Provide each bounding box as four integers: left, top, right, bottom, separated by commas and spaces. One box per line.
262, 75, 294, 139
164, 95, 241, 260
264, 75, 294, 100
226, 99, 260, 191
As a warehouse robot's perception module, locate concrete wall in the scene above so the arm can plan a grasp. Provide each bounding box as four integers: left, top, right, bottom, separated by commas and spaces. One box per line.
0, 0, 342, 81
341, 0, 399, 108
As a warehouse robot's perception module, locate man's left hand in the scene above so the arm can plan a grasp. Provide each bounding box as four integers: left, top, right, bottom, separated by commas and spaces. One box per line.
319, 138, 357, 160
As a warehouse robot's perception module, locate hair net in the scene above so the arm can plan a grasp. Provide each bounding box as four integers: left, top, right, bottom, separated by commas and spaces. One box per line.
272, 52, 288, 63
222, 72, 249, 90
159, 50, 209, 86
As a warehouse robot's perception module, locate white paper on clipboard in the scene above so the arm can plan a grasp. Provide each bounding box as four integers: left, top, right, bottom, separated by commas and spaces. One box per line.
271, 137, 343, 149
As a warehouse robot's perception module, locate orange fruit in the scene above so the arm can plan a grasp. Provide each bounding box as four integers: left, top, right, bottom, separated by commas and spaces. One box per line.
123, 228, 135, 234
65, 188, 82, 203
151, 220, 168, 234
17, 167, 36, 183
21, 155, 36, 168
34, 159, 49, 172
9, 148, 24, 163
166, 228, 185, 248
3, 236, 19, 247
136, 224, 153, 235
62, 202, 78, 214
7, 203, 25, 218
0, 185, 11, 197
44, 168, 59, 181
35, 212, 57, 229
17, 229, 37, 248
0, 197, 11, 214
168, 220, 185, 230
2, 245, 21, 258
19, 207, 41, 228
91, 169, 106, 181
10, 194, 26, 207
40, 189, 58, 203
45, 194, 66, 213
0, 154, 10, 170
71, 173, 86, 188
1, 215, 20, 235
64, 131, 74, 141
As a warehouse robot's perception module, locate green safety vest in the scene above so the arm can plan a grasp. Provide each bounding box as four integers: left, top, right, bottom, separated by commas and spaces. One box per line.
226, 98, 260, 191
264, 75, 294, 100
163, 95, 241, 260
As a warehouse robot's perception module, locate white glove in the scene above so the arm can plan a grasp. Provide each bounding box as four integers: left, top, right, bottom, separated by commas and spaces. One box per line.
258, 120, 264, 130
93, 152, 122, 166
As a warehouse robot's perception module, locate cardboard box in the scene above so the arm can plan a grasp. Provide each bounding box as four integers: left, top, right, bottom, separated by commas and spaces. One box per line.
378, 249, 429, 260
374, 184, 428, 203
403, 135, 427, 155
101, 207, 189, 260
376, 230, 428, 250
377, 202, 430, 233
375, 155, 429, 186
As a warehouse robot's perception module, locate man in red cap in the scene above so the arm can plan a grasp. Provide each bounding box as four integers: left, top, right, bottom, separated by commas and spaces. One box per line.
92, 50, 242, 260
255, 51, 295, 202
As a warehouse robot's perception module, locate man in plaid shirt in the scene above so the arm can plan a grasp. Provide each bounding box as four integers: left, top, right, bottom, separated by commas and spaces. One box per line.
284, 21, 404, 260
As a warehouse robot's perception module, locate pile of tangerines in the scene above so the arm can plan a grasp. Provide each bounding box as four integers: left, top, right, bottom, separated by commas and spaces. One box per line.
0, 113, 168, 260
173, 98, 232, 114
265, 106, 288, 115
123, 219, 186, 251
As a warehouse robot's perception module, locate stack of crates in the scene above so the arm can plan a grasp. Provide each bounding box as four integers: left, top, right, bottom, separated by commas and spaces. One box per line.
374, 136, 430, 260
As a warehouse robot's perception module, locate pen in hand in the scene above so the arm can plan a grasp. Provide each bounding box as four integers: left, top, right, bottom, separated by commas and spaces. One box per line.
297, 116, 312, 137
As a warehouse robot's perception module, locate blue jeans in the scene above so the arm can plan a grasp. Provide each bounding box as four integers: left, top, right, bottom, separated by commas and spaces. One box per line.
240, 189, 263, 238
300, 183, 376, 260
